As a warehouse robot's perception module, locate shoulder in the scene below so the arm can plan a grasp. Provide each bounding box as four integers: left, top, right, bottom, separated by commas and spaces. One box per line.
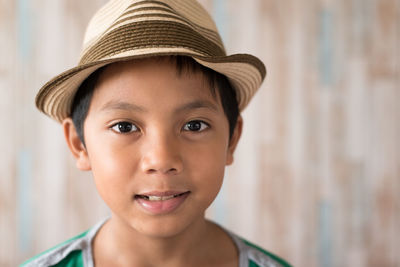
20, 230, 89, 267
229, 233, 292, 267
19, 219, 107, 267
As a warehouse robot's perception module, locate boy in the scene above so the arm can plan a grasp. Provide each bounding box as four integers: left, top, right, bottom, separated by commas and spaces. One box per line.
23, 0, 291, 266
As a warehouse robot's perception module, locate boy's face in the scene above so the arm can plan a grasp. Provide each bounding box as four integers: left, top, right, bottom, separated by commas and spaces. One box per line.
64, 58, 241, 238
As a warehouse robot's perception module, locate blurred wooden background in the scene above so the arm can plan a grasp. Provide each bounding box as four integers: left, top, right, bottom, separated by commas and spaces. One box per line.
1, 0, 399, 266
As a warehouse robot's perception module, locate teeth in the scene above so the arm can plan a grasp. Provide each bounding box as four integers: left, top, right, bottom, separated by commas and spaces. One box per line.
148, 195, 175, 201
137, 192, 186, 201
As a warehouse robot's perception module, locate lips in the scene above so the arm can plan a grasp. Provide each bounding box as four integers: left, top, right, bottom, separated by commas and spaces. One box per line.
135, 191, 188, 201
134, 191, 190, 214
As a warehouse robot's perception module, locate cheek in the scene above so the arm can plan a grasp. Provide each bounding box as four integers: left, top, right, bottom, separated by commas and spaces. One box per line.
86, 128, 137, 173
86, 139, 138, 204
186, 141, 228, 197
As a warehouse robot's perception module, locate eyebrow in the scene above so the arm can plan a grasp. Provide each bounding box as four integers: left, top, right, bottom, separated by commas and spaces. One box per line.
99, 99, 219, 114
174, 100, 219, 114
100, 100, 146, 112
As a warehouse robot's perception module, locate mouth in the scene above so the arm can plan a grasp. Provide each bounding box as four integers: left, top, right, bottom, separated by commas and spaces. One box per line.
134, 191, 191, 214
135, 192, 189, 201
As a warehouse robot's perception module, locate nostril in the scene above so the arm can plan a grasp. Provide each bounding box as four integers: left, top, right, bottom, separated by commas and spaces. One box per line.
147, 169, 157, 174
146, 167, 178, 174
168, 168, 178, 174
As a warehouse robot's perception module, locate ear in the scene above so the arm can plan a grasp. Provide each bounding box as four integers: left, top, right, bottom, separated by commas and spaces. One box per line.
62, 118, 91, 171
226, 115, 243, 165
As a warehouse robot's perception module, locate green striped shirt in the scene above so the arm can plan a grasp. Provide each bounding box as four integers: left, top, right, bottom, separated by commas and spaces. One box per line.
21, 220, 292, 267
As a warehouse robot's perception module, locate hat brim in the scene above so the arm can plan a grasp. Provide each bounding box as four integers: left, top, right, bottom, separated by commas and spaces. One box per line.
36, 48, 266, 122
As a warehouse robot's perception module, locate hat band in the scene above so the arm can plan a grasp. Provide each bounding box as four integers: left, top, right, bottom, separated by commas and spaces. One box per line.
79, 20, 226, 65
108, 3, 224, 47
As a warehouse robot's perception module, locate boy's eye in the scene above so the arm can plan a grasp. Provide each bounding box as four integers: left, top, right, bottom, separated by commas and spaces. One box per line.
111, 122, 138, 133
183, 120, 209, 132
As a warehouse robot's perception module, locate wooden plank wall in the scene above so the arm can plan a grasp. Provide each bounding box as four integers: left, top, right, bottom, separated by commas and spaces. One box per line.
0, 0, 399, 266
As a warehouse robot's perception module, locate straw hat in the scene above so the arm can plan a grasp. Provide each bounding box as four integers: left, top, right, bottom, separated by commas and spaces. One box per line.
36, 0, 266, 122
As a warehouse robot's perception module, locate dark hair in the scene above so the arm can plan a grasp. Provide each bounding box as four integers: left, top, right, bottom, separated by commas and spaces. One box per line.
71, 56, 239, 145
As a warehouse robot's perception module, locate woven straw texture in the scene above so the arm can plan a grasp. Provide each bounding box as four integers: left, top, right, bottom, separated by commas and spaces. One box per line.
35, 0, 266, 122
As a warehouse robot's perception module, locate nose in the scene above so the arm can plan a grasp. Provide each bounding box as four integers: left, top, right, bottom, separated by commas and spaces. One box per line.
140, 132, 183, 175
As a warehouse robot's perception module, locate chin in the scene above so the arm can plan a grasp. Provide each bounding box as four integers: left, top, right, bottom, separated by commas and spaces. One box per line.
129, 210, 207, 240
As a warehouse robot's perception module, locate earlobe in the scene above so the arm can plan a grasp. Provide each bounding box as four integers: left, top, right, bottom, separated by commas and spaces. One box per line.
62, 118, 91, 171
226, 116, 243, 166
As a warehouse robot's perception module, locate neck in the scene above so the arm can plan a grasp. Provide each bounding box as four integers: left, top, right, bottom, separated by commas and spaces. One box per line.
93, 215, 226, 267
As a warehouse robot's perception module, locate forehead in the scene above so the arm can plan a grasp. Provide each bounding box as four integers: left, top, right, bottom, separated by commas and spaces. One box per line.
89, 57, 222, 114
